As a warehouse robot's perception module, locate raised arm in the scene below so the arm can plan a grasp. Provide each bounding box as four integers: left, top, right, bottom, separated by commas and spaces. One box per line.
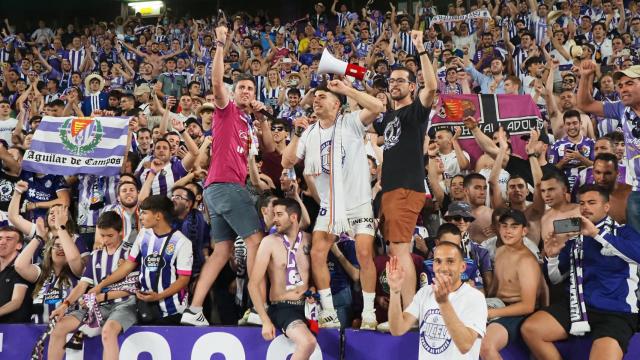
8, 181, 38, 236
328, 80, 384, 126
212, 26, 230, 108
412, 30, 437, 107
576, 61, 604, 117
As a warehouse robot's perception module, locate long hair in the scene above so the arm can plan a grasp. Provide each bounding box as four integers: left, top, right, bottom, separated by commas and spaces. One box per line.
45, 204, 78, 238
32, 239, 75, 299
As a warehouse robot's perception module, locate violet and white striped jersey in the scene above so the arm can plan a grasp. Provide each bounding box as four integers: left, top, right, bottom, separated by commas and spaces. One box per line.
81, 242, 134, 303
77, 175, 119, 227
128, 228, 193, 317
102, 204, 140, 248
67, 48, 86, 72
137, 157, 188, 196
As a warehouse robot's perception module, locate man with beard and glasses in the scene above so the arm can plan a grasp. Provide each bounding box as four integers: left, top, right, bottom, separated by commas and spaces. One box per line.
387, 242, 487, 359
549, 110, 596, 194
372, 29, 437, 315
248, 198, 316, 359
578, 61, 640, 234
171, 186, 209, 278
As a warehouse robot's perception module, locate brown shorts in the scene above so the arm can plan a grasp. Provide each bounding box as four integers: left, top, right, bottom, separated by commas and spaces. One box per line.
380, 188, 426, 243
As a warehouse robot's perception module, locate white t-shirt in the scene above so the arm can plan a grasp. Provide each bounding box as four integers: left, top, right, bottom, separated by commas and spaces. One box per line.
440, 150, 469, 179
296, 111, 371, 209
405, 283, 487, 359
0, 118, 18, 146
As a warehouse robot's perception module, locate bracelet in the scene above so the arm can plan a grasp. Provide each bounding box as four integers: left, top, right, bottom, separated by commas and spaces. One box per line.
215, 40, 225, 47
62, 300, 71, 307
294, 126, 304, 137
417, 50, 428, 57
33, 235, 44, 244
527, 152, 538, 158
103, 292, 109, 302
178, 128, 185, 134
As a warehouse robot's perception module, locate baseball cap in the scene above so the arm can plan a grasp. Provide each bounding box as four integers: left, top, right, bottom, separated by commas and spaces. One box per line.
613, 65, 640, 82
184, 117, 203, 130
498, 209, 528, 226
444, 202, 475, 222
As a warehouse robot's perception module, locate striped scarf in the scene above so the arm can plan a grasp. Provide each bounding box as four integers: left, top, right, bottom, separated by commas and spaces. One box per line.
303, 116, 349, 234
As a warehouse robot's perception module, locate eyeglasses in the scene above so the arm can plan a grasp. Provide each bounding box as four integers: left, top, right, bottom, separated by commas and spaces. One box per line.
271, 126, 286, 132
51, 244, 64, 251
171, 194, 189, 201
562, 79, 575, 83
388, 78, 409, 85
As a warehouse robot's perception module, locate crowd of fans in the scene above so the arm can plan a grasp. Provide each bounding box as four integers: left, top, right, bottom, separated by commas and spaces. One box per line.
1, 0, 640, 359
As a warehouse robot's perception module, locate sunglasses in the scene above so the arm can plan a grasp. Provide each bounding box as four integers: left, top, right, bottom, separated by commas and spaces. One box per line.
271, 126, 286, 132
445, 215, 473, 222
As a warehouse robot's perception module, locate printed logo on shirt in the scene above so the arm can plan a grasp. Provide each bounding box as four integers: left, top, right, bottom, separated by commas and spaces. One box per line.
420, 308, 452, 355
144, 253, 164, 272
383, 116, 401, 150
165, 243, 175, 256
320, 140, 346, 174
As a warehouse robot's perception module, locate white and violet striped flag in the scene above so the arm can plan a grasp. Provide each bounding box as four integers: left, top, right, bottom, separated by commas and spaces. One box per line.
22, 116, 129, 176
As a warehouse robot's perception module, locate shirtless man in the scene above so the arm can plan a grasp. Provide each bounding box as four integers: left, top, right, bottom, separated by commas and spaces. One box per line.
480, 209, 541, 360
464, 173, 494, 244
248, 198, 316, 359
539, 170, 582, 252
592, 153, 631, 224
122, 41, 186, 77
548, 89, 595, 140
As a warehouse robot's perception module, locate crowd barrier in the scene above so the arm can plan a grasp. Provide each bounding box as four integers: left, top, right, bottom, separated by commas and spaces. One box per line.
1, 324, 640, 359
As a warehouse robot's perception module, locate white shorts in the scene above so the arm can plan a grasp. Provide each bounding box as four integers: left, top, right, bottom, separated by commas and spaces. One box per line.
314, 202, 375, 236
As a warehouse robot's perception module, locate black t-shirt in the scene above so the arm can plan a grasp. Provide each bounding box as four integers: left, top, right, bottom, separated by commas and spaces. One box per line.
0, 171, 19, 212
374, 100, 431, 193
0, 258, 32, 323
505, 155, 556, 188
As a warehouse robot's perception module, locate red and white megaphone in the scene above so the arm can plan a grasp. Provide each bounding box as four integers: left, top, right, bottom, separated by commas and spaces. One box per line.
317, 48, 370, 81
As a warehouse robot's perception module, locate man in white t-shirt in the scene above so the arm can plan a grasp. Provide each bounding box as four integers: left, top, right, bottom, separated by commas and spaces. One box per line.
282, 80, 384, 330
387, 243, 487, 359
435, 128, 469, 179
0, 100, 18, 147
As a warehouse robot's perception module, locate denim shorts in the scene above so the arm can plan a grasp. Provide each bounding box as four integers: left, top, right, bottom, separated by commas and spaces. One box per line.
204, 183, 261, 243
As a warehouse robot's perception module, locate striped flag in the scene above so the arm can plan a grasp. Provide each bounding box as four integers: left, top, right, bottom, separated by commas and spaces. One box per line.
22, 116, 129, 176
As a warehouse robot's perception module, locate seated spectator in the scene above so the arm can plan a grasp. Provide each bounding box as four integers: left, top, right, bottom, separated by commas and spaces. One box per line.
47, 211, 137, 360
480, 209, 541, 359
0, 226, 31, 323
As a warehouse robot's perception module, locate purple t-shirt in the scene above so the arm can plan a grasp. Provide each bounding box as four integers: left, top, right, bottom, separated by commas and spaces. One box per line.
603, 101, 640, 191
549, 136, 595, 192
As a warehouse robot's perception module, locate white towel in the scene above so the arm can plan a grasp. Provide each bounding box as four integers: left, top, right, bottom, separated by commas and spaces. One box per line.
303, 117, 350, 234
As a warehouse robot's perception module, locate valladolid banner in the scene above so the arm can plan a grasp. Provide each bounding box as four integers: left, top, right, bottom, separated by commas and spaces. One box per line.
22, 116, 129, 176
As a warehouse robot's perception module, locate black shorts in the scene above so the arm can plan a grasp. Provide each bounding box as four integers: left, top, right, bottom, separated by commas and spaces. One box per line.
542, 298, 638, 353
268, 301, 307, 336
489, 315, 526, 345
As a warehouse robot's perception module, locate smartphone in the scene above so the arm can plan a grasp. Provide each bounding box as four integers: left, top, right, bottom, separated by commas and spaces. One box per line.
553, 218, 581, 234
286, 168, 296, 180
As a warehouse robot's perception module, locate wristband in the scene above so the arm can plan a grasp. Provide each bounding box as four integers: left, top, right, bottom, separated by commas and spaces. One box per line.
417, 50, 428, 57
34, 235, 44, 244
215, 40, 225, 47
527, 152, 538, 158
62, 300, 71, 308
104, 292, 109, 302
178, 128, 185, 134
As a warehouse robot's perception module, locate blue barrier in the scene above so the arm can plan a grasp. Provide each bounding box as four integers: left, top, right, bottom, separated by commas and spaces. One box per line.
1, 324, 640, 359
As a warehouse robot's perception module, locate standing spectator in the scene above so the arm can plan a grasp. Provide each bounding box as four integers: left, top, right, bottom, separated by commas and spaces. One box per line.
181, 26, 265, 327
0, 100, 18, 147
373, 30, 437, 310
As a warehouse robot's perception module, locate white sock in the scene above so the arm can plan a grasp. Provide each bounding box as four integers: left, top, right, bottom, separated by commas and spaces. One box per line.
318, 288, 335, 311
362, 291, 375, 313
189, 305, 203, 313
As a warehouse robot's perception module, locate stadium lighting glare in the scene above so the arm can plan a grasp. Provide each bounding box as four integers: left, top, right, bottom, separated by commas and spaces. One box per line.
128, 1, 165, 17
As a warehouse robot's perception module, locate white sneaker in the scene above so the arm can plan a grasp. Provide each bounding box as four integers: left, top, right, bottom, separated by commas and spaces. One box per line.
360, 310, 378, 331
376, 321, 390, 333
247, 308, 263, 325
180, 309, 209, 326
318, 309, 341, 329
237, 308, 251, 325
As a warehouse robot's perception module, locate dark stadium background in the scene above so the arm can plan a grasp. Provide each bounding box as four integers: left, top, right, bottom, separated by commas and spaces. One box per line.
1, 0, 449, 31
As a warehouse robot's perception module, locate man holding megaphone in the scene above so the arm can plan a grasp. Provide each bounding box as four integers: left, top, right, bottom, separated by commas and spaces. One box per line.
282, 79, 384, 330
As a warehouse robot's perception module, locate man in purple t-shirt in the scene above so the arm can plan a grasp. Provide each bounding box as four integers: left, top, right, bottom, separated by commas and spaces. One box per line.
181, 25, 266, 326
577, 60, 640, 233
